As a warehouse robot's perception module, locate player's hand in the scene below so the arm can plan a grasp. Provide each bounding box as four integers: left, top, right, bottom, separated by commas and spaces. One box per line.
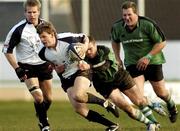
117, 59, 124, 69
136, 57, 150, 70
15, 67, 27, 82
47, 63, 54, 72
78, 60, 90, 70
54, 64, 65, 73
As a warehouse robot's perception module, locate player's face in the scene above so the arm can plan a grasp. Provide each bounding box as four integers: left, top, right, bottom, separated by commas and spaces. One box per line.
24, 6, 40, 26
122, 8, 138, 29
39, 32, 56, 48
86, 42, 97, 58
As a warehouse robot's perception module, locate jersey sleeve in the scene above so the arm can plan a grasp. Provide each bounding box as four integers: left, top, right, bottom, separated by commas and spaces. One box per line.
38, 46, 48, 61
2, 27, 21, 53
110, 24, 121, 43
146, 21, 166, 44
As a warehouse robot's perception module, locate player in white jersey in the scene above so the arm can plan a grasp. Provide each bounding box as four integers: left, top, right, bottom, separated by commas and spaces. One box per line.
37, 21, 119, 131
2, 1, 52, 131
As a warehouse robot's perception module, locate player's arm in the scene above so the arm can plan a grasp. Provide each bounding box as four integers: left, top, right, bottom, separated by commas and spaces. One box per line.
4, 53, 19, 69
148, 41, 166, 56
3, 28, 27, 82
80, 47, 112, 71
136, 22, 166, 70
136, 41, 166, 71
111, 41, 123, 67
4, 53, 27, 82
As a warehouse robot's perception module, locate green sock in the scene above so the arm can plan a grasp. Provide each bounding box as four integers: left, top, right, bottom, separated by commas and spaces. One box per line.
166, 96, 175, 108
140, 106, 158, 123
134, 109, 152, 125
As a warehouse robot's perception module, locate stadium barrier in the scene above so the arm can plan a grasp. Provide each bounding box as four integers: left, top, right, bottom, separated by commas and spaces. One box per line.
0, 81, 180, 104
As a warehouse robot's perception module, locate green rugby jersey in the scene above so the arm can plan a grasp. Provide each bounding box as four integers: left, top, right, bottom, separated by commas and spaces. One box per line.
86, 46, 119, 82
111, 16, 166, 66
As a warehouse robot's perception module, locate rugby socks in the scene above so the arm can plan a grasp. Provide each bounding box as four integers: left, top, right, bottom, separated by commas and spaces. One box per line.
87, 92, 105, 106
139, 106, 158, 123
34, 102, 49, 126
43, 100, 52, 111
86, 110, 115, 127
166, 95, 175, 108
134, 109, 153, 125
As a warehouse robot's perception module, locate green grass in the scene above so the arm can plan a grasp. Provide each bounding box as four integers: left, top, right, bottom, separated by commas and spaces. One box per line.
0, 101, 179, 131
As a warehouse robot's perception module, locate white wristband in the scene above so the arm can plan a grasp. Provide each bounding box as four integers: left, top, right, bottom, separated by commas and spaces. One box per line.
145, 54, 152, 60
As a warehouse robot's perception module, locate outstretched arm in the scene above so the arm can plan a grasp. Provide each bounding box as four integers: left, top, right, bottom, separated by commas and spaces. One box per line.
136, 41, 166, 70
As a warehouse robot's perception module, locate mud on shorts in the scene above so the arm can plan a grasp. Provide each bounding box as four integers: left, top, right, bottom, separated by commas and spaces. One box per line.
57, 69, 92, 92
92, 68, 135, 98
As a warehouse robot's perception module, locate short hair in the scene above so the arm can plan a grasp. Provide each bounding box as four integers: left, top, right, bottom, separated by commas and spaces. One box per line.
37, 21, 57, 37
24, 0, 41, 11
121, 1, 137, 14
88, 36, 95, 44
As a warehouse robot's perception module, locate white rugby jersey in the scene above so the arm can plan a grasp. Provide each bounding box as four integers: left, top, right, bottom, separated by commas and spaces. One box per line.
2, 19, 45, 65
39, 40, 79, 78
38, 33, 86, 78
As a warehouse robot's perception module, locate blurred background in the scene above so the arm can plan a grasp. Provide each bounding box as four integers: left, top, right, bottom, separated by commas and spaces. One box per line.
1, 0, 180, 40
0, 0, 180, 102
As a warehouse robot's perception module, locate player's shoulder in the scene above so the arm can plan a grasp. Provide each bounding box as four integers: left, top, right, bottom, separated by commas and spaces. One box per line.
9, 19, 27, 32
112, 19, 124, 27
57, 32, 84, 39
139, 16, 157, 26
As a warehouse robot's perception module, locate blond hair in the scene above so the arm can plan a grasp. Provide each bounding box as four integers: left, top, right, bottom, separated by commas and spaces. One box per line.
24, 0, 41, 11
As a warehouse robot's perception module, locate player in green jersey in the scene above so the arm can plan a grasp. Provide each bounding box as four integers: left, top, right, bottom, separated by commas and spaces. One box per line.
110, 1, 178, 123
79, 36, 168, 131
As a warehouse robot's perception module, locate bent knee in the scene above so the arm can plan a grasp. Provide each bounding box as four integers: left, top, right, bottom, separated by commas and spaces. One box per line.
30, 87, 43, 103
72, 93, 87, 103
134, 99, 147, 107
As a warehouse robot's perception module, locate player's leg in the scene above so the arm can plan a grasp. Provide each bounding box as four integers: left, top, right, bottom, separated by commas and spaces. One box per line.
71, 75, 91, 103
118, 68, 159, 125
132, 75, 145, 95
72, 72, 119, 117
25, 78, 49, 131
148, 65, 178, 123
123, 84, 161, 125
67, 87, 119, 130
39, 79, 53, 111
38, 62, 53, 112
150, 79, 178, 123
109, 88, 154, 126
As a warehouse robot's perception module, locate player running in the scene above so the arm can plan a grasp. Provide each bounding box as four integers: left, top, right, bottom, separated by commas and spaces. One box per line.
36, 21, 119, 131
111, 1, 178, 123
2, 1, 52, 130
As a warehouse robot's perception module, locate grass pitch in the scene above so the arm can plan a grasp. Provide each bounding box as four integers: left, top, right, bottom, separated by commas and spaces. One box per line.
0, 101, 179, 131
